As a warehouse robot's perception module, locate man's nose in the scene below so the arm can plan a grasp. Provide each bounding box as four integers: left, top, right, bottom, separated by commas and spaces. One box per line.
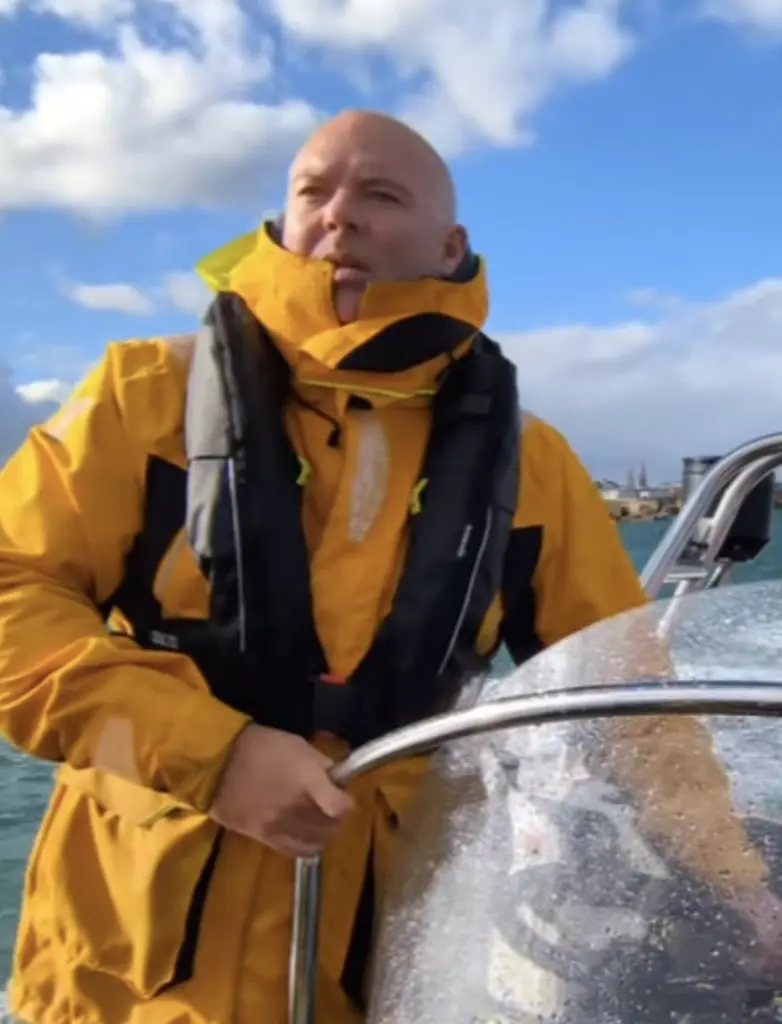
322, 189, 362, 233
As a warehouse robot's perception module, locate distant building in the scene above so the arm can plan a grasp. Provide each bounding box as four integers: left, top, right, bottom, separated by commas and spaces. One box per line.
595, 464, 681, 520
595, 479, 623, 500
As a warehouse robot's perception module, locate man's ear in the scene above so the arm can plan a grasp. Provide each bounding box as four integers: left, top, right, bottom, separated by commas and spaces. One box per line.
442, 224, 468, 277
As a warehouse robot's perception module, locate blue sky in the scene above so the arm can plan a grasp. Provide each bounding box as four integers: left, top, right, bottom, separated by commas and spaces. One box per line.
2, 0, 782, 478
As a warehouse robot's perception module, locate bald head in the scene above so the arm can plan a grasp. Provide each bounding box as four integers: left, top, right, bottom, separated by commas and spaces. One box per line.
290, 110, 457, 223
282, 109, 466, 323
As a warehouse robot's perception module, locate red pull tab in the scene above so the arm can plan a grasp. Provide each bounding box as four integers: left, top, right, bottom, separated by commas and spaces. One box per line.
319, 673, 346, 685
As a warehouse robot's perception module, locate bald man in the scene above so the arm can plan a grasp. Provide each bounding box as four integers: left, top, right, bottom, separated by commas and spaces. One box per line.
0, 110, 776, 1024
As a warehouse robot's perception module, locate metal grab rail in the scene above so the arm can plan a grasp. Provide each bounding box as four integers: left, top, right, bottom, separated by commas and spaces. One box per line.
287, 680, 782, 1024
640, 432, 782, 598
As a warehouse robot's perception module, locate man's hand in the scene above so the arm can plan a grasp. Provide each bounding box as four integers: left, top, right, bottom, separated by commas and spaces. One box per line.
208, 724, 354, 857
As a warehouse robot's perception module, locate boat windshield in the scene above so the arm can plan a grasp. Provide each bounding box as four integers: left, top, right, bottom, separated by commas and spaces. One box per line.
367, 580, 782, 1023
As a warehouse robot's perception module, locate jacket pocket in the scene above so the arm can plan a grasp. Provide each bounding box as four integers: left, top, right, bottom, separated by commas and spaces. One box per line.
27, 766, 220, 999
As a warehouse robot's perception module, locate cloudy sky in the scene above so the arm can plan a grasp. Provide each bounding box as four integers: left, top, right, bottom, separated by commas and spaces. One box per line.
2, 0, 782, 479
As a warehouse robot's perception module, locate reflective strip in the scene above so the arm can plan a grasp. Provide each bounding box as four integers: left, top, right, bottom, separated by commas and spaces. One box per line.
347, 414, 389, 542
149, 630, 180, 650
296, 455, 311, 486
436, 507, 493, 677
410, 478, 428, 515
298, 377, 436, 401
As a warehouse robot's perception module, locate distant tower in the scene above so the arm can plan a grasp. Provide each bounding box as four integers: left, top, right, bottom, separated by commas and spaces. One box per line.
638, 462, 648, 490
626, 466, 637, 493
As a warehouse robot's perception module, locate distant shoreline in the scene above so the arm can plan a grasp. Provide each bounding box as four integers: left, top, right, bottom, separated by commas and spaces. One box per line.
610, 494, 782, 524
603, 497, 681, 523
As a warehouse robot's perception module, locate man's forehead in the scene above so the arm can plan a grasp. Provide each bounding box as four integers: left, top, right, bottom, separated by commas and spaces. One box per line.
291, 123, 439, 183
291, 151, 413, 184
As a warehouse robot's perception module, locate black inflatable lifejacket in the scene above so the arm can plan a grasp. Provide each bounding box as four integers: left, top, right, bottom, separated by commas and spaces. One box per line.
103, 291, 520, 748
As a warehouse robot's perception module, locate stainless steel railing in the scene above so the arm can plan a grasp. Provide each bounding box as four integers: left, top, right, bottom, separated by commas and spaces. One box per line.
640, 433, 782, 597
288, 681, 782, 1024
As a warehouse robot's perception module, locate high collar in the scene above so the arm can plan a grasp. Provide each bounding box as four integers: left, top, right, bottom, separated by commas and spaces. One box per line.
195, 222, 489, 408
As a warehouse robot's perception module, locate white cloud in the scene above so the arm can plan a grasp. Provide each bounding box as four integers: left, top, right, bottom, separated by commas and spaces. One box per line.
0, 0, 637, 215
0, 0, 321, 215
0, 368, 60, 463
3, 0, 782, 217
700, 0, 782, 32
625, 286, 685, 314
502, 276, 782, 479
69, 281, 154, 314
63, 270, 210, 316
160, 271, 211, 316
16, 378, 73, 403
10, 341, 90, 384
24, 0, 132, 26
267, 0, 636, 155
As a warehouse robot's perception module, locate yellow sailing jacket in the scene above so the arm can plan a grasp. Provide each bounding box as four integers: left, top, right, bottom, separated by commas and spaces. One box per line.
0, 225, 765, 1024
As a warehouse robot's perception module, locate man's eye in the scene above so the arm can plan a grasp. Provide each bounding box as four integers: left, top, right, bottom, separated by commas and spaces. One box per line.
371, 190, 400, 203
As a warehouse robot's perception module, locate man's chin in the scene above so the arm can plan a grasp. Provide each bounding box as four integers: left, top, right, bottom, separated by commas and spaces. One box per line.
333, 285, 365, 324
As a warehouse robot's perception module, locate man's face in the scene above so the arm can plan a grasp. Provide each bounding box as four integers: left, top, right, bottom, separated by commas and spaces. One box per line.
282, 115, 466, 323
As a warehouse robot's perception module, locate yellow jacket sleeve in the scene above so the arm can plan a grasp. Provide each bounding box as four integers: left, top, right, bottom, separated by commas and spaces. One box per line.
527, 418, 647, 645
0, 342, 249, 812
515, 415, 767, 896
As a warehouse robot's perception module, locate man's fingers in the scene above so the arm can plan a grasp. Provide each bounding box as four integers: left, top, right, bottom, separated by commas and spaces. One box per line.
308, 773, 354, 819
312, 747, 336, 770
281, 811, 342, 845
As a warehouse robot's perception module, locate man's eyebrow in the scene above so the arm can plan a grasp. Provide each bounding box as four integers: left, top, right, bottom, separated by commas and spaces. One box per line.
290, 167, 415, 201
290, 167, 327, 185
360, 176, 413, 199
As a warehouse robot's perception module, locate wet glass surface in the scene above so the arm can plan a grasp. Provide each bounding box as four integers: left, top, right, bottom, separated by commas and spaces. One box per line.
368, 582, 782, 1023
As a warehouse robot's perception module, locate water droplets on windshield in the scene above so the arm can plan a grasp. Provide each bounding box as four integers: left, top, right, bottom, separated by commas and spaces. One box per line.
368, 582, 782, 1023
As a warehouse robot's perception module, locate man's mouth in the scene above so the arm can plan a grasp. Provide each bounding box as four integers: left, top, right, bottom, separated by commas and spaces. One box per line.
326, 254, 371, 285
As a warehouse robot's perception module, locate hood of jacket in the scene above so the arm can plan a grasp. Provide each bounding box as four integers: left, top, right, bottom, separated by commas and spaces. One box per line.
195, 221, 489, 409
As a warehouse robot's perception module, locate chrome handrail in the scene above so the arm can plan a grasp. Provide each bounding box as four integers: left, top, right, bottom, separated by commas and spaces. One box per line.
288, 680, 782, 1024
701, 454, 780, 570
640, 433, 782, 598
654, 451, 781, 636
